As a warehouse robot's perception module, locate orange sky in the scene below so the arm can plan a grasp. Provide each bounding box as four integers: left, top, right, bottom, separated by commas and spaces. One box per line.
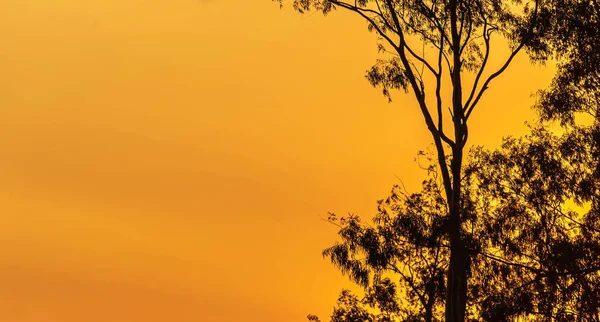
0, 1, 557, 321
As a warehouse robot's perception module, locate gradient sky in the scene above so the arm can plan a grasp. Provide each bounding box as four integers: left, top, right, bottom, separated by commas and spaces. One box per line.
0, 1, 557, 321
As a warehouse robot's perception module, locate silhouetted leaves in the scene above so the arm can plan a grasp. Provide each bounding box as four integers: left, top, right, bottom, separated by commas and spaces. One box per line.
535, 0, 600, 125
311, 127, 600, 321
465, 127, 600, 320
314, 170, 449, 321
366, 58, 410, 102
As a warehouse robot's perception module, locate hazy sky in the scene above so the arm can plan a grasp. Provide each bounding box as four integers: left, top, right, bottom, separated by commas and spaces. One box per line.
0, 0, 556, 321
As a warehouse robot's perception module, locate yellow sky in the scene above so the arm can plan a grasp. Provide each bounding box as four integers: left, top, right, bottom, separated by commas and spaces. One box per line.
0, 0, 556, 321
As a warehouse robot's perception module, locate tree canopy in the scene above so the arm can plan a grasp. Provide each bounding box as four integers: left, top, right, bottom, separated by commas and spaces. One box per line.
310, 127, 600, 321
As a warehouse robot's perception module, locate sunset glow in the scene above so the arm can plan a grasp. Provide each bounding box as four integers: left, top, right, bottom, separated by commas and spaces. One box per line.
0, 0, 559, 321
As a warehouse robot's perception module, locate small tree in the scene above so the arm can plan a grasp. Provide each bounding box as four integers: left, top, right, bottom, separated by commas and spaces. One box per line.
274, 0, 549, 320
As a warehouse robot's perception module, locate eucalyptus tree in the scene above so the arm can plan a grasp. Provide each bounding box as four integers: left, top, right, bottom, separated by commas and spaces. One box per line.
273, 0, 549, 320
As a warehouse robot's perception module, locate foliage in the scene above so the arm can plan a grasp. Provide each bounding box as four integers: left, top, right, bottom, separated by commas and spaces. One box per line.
466, 127, 600, 320
535, 0, 600, 125
310, 128, 600, 321
318, 168, 449, 321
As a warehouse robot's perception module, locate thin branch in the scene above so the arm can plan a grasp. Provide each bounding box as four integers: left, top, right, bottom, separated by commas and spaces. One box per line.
390, 2, 455, 195
336, 0, 454, 196
329, 1, 399, 50
413, 0, 454, 47
463, 17, 492, 114
479, 251, 540, 273
404, 41, 440, 76
553, 204, 600, 234
389, 262, 428, 308
435, 35, 455, 146
464, 0, 541, 120
459, 6, 474, 56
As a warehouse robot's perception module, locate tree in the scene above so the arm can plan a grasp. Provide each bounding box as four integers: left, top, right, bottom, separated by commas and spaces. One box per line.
273, 0, 549, 320
310, 128, 600, 321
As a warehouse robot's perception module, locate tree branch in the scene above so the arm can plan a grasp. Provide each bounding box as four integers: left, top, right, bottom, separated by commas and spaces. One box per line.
464, 0, 541, 121
463, 16, 492, 114
382, 0, 455, 195
435, 36, 455, 146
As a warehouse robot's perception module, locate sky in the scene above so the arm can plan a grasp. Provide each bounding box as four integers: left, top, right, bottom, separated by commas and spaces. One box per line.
0, 0, 557, 321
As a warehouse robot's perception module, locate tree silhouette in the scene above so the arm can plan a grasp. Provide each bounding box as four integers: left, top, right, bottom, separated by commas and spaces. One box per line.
273, 0, 551, 320
309, 128, 600, 321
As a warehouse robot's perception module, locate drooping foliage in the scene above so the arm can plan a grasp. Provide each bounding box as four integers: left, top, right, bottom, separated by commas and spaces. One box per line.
311, 167, 449, 321
319, 156, 449, 321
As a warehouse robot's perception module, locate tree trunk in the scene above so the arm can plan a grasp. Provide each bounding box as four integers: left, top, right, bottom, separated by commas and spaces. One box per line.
445, 197, 468, 322
441, 119, 469, 322
446, 0, 469, 315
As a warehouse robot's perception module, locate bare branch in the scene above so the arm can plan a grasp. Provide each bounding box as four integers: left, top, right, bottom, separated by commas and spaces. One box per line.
404, 41, 440, 76
381, 0, 454, 195
464, 0, 541, 121
463, 16, 492, 114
